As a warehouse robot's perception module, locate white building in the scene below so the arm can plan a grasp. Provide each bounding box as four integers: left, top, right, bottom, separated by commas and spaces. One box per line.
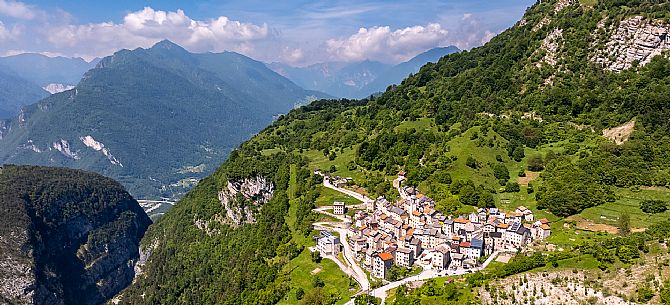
317, 235, 341, 255
373, 252, 394, 279
333, 201, 345, 215
395, 248, 414, 267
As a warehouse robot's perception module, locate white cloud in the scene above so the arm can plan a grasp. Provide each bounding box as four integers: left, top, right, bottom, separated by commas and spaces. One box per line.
447, 13, 498, 50
43, 7, 269, 60
0, 0, 34, 20
0, 21, 19, 41
325, 23, 449, 63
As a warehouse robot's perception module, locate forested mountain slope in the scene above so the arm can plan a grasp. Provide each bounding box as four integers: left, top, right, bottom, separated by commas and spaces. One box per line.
0, 165, 150, 305
119, 1, 670, 304
0, 40, 327, 200
0, 67, 48, 119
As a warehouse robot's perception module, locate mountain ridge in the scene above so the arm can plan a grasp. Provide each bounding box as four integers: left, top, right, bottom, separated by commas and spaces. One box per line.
117, 1, 670, 304
0, 40, 329, 201
267, 46, 459, 99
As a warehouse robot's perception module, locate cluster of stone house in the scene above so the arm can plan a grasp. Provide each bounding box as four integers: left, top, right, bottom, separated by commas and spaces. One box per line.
348, 185, 552, 280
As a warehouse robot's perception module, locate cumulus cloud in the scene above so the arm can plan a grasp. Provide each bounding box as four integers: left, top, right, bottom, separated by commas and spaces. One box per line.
0, 0, 34, 20
448, 13, 498, 50
43, 7, 269, 59
325, 23, 449, 63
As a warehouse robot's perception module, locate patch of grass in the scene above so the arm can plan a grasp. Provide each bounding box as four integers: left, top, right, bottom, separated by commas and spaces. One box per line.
546, 220, 610, 248
302, 146, 367, 183
394, 118, 438, 133
579, 0, 597, 7
315, 185, 363, 207
579, 187, 670, 229
278, 248, 356, 305
260, 148, 283, 156
441, 126, 514, 188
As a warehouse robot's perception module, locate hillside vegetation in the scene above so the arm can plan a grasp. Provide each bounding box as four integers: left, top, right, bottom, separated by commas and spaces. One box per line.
121, 0, 670, 304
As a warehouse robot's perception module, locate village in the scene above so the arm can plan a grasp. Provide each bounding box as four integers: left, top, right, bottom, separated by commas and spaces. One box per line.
313, 171, 552, 293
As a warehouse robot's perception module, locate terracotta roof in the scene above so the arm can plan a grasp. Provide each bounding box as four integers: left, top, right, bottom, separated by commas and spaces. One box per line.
539, 218, 550, 224
459, 241, 471, 248
451, 236, 461, 241
454, 218, 470, 224
496, 223, 509, 229
412, 211, 421, 216
378, 252, 394, 261
540, 224, 551, 230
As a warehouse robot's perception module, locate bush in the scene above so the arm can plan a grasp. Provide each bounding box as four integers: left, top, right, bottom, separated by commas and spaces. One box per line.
527, 155, 544, 171
466, 156, 478, 169
296, 288, 305, 300
505, 182, 520, 193
493, 163, 510, 181
637, 285, 654, 303
640, 200, 668, 214
311, 251, 322, 263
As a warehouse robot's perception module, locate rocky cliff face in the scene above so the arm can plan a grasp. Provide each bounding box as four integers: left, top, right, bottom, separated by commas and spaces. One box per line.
593, 16, 670, 71
0, 165, 151, 305
217, 176, 274, 227
191, 176, 274, 232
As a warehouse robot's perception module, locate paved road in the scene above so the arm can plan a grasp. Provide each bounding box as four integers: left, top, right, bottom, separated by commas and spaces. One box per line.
317, 174, 507, 304
312, 209, 370, 292
322, 177, 373, 205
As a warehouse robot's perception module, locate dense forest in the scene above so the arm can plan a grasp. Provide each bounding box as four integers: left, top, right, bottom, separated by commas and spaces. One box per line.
121, 0, 670, 303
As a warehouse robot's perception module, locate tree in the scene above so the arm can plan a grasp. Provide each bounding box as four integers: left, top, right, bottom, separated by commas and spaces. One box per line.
300, 288, 326, 305
311, 251, 322, 263
512, 146, 525, 162
527, 155, 544, 171
295, 288, 305, 300
312, 276, 325, 288
355, 295, 381, 305
618, 213, 631, 236
505, 182, 520, 193
640, 200, 668, 214
466, 156, 478, 169
493, 163, 510, 181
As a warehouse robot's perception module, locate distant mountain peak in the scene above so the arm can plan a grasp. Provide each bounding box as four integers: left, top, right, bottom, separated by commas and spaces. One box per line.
151, 39, 184, 51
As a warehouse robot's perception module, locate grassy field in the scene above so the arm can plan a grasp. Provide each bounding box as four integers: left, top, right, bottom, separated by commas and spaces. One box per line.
394, 118, 438, 133
579, 187, 670, 229
280, 164, 356, 304
441, 126, 515, 188
277, 248, 357, 305
302, 146, 368, 183
315, 185, 363, 207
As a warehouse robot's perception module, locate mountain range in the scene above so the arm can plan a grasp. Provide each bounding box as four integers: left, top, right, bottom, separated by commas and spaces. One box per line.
0, 54, 99, 119
268, 46, 459, 99
0, 40, 328, 200
116, 1, 670, 304
0, 53, 98, 89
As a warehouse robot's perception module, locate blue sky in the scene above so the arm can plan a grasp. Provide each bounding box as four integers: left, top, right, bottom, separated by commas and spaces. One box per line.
0, 0, 535, 65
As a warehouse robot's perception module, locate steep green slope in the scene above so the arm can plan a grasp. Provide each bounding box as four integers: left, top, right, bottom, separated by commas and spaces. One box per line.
0, 165, 150, 305
0, 40, 328, 200
121, 0, 670, 304
358, 46, 460, 98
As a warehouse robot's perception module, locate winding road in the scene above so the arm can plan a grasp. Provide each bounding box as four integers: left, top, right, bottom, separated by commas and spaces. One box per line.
316, 175, 507, 304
